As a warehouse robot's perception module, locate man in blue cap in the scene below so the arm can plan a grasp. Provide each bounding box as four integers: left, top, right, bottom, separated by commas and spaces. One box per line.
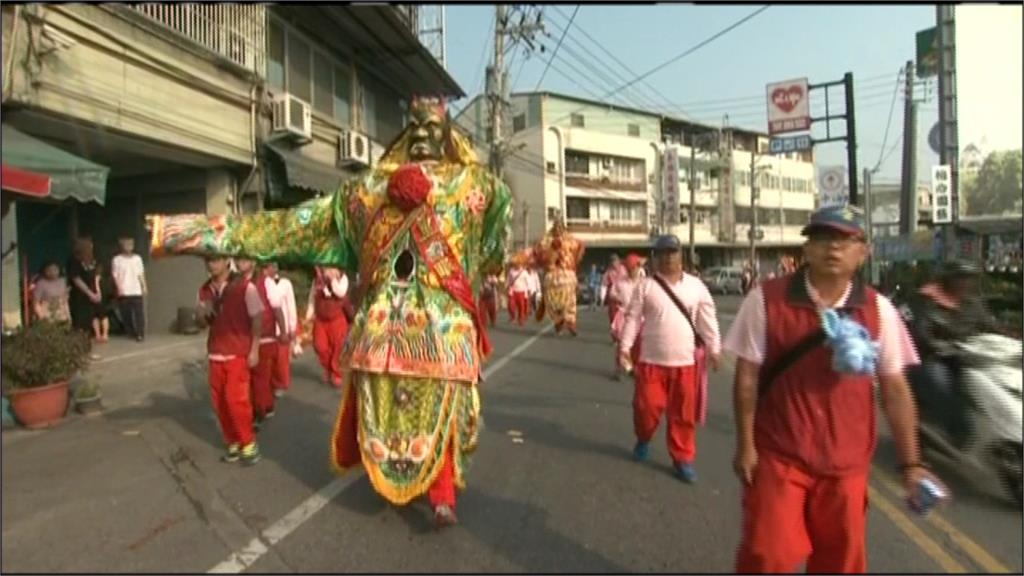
617, 234, 721, 483
724, 206, 947, 572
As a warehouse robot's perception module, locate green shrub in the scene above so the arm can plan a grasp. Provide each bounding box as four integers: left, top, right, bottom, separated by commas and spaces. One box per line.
1, 321, 91, 390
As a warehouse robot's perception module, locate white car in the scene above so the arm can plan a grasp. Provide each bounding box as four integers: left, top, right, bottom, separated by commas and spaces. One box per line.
702, 267, 745, 295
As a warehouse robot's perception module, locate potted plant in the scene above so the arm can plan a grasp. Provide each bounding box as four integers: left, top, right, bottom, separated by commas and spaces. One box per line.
1, 321, 91, 428
73, 379, 103, 416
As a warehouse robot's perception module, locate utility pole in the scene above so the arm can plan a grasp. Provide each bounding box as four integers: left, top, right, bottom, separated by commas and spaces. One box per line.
936, 5, 959, 261
487, 4, 507, 178
688, 142, 697, 267
844, 72, 859, 206
864, 167, 877, 285
899, 60, 918, 235
749, 152, 759, 272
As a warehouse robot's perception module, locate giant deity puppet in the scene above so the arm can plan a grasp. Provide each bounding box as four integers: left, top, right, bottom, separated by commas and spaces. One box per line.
531, 218, 585, 335
146, 97, 512, 527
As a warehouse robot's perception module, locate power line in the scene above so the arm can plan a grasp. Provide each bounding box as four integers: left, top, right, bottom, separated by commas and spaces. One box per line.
536, 4, 578, 90
873, 66, 904, 172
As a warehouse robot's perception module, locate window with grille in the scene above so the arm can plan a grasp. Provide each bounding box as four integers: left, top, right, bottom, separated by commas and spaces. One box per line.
513, 114, 526, 133
570, 113, 585, 128
628, 124, 640, 137
565, 151, 590, 175
567, 197, 590, 220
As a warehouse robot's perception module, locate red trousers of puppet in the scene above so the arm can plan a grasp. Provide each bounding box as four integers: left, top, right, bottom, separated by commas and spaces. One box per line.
209, 357, 255, 447
333, 384, 458, 508
250, 342, 278, 417
508, 291, 529, 325
633, 362, 697, 464
735, 452, 869, 574
272, 341, 292, 391
313, 316, 348, 387
480, 295, 498, 327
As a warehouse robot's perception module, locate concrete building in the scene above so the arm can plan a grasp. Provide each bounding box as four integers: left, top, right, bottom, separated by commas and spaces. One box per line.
455, 90, 820, 272
2, 4, 459, 333
867, 182, 934, 239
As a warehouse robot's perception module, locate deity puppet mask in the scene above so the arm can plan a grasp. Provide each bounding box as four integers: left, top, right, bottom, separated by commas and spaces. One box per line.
407, 96, 448, 162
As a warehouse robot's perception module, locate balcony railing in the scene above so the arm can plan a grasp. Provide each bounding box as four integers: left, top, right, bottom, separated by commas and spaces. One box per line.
565, 173, 647, 193
132, 4, 266, 74
566, 219, 646, 234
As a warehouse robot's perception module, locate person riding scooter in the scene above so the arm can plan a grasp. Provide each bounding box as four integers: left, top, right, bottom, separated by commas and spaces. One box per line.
909, 261, 1000, 448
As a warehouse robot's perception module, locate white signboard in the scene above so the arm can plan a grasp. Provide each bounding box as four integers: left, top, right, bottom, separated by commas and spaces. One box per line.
932, 164, 953, 223
766, 78, 811, 135
663, 148, 680, 225
817, 165, 848, 209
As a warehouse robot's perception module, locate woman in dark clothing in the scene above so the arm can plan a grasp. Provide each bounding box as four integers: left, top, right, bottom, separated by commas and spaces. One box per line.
68, 236, 109, 342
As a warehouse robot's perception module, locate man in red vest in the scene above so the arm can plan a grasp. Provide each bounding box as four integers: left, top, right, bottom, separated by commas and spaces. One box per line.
724, 206, 947, 573
304, 266, 352, 388
197, 256, 264, 465
237, 259, 286, 425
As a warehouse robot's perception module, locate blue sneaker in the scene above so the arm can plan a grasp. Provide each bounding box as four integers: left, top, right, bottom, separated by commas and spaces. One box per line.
674, 461, 697, 483
632, 441, 649, 462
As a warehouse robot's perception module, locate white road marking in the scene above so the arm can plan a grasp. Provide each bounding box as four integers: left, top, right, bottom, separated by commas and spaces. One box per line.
206, 324, 552, 574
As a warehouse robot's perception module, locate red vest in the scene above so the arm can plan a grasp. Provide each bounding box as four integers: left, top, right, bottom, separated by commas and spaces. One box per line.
200, 275, 254, 357
253, 274, 276, 337
313, 277, 346, 321
757, 270, 881, 476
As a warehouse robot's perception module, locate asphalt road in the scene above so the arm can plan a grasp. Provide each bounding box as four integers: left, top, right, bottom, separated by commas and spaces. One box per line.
2, 295, 1021, 573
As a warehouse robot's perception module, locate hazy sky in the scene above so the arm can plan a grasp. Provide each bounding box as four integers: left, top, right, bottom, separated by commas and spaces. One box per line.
442, 4, 993, 185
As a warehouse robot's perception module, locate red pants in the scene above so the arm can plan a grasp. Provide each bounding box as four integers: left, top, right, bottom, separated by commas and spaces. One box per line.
272, 341, 292, 391
735, 452, 869, 573
314, 316, 348, 387
633, 362, 697, 463
508, 291, 529, 325
480, 295, 497, 327
250, 342, 278, 417
209, 357, 255, 447
427, 442, 457, 508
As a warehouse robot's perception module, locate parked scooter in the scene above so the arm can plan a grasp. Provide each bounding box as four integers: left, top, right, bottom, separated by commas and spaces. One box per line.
911, 333, 1023, 506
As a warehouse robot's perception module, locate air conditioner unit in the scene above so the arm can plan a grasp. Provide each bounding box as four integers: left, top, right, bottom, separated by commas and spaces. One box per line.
338, 131, 371, 167
601, 157, 613, 169
270, 93, 312, 142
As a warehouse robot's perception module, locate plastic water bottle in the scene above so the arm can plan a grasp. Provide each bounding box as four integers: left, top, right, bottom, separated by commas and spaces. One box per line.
909, 477, 946, 516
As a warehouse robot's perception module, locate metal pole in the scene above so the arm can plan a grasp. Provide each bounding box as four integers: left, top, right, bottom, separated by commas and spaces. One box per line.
489, 5, 506, 177
864, 167, 877, 285
899, 60, 918, 236
844, 72, 859, 206
689, 141, 696, 267
750, 152, 758, 272
937, 4, 959, 261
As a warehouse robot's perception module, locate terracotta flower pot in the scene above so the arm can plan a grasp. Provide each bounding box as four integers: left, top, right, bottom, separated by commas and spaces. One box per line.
8, 381, 70, 429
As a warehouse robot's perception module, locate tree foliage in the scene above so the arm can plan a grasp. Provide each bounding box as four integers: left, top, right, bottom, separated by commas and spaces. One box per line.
962, 149, 1023, 216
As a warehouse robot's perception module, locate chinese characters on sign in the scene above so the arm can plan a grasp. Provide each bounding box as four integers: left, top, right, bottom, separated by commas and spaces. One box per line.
766, 78, 811, 135
663, 147, 681, 226
817, 165, 848, 209
769, 134, 813, 154
932, 165, 952, 224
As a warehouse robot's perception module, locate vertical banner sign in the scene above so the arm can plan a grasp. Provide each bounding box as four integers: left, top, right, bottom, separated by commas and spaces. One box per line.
817, 165, 848, 209
663, 147, 681, 225
932, 164, 953, 223
766, 78, 811, 135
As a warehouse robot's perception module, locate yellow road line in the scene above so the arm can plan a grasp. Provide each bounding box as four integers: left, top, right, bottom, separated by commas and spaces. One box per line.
867, 484, 968, 573
872, 467, 1011, 574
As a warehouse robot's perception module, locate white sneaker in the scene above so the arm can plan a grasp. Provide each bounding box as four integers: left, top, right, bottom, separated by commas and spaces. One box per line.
274, 390, 285, 398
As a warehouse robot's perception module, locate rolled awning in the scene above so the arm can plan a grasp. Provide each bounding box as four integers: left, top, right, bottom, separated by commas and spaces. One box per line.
1, 124, 108, 205
564, 185, 648, 202
263, 141, 354, 206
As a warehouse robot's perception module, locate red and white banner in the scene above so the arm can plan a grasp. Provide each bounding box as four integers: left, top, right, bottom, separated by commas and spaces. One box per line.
1, 164, 51, 198
766, 78, 811, 135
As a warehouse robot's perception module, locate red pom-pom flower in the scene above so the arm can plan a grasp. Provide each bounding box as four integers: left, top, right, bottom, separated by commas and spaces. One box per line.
387, 164, 432, 212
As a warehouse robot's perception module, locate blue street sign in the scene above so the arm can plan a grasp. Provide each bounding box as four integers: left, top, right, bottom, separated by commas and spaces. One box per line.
769, 134, 813, 154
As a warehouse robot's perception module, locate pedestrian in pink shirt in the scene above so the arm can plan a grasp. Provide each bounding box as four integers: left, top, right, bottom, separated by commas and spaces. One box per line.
609, 253, 644, 380
618, 234, 722, 483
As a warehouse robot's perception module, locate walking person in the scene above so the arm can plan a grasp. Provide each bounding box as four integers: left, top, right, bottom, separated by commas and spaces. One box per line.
111, 234, 148, 342
264, 262, 298, 398
527, 266, 541, 316
586, 264, 603, 311
724, 206, 947, 573
305, 266, 351, 388
197, 256, 263, 466
479, 273, 499, 327
609, 253, 644, 380
602, 254, 628, 323
240, 260, 287, 424
618, 235, 722, 482
506, 258, 531, 326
